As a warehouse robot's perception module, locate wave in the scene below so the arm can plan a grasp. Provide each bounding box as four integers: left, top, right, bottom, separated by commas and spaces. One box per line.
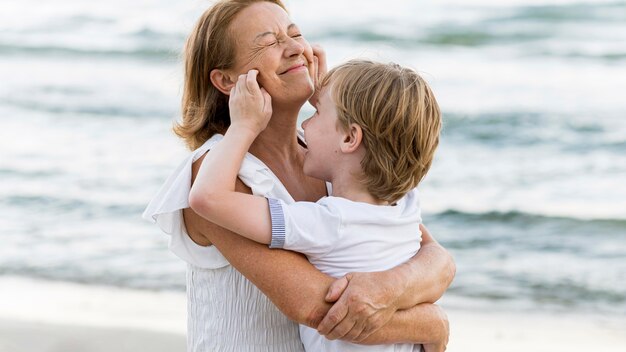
440, 112, 626, 152
450, 276, 626, 314
430, 208, 626, 226
535, 50, 626, 62
0, 168, 63, 178
312, 27, 549, 48
0, 43, 179, 61
313, 25, 625, 62
1, 194, 146, 220
0, 267, 185, 292
492, 2, 626, 23
308, 2, 625, 52
0, 97, 175, 119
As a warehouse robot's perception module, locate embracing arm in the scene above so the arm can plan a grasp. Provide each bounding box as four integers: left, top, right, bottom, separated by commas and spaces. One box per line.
186, 62, 454, 347
394, 225, 456, 305
184, 177, 333, 326
186, 163, 452, 348
363, 303, 449, 352
315, 225, 456, 341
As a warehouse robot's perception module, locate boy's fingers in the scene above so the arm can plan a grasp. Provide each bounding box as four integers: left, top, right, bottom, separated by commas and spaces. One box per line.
260, 88, 272, 114
237, 74, 246, 89
245, 69, 260, 94
233, 75, 246, 94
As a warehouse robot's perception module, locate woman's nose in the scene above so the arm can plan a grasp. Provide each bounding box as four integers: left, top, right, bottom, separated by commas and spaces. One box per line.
285, 37, 305, 58
302, 117, 311, 129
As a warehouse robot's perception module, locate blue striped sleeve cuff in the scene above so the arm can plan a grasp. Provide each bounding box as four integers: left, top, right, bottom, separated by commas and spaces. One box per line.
267, 198, 286, 248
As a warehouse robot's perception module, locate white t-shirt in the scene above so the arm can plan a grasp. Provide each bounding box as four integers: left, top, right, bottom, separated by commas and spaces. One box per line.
268, 190, 423, 352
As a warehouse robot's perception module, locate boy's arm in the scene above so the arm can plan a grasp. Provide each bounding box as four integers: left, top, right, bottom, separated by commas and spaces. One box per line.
188, 70, 274, 245
188, 127, 273, 245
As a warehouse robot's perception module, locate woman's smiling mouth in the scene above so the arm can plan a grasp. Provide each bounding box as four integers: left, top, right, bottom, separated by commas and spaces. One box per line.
280, 62, 307, 74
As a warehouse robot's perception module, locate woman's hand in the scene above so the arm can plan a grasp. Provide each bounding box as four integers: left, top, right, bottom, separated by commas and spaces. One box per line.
316, 224, 455, 343
228, 69, 272, 135
317, 270, 404, 342
307, 44, 327, 107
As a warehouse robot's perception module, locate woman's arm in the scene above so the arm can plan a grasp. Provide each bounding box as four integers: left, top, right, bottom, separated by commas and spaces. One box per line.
186, 163, 452, 345
317, 225, 456, 340
361, 303, 449, 352
184, 178, 334, 326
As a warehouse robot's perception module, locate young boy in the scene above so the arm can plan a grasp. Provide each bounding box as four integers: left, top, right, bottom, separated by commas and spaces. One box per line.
188, 59, 442, 352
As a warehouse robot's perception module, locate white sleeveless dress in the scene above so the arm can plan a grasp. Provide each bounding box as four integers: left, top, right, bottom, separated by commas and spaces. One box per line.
143, 133, 314, 351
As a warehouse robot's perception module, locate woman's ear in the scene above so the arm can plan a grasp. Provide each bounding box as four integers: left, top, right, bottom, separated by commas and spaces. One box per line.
210, 69, 235, 95
340, 123, 363, 154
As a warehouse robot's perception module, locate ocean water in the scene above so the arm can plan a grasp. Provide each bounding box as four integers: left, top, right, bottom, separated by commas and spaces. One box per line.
1, 0, 625, 319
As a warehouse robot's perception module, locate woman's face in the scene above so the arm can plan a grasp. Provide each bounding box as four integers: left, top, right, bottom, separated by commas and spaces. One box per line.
227, 2, 314, 104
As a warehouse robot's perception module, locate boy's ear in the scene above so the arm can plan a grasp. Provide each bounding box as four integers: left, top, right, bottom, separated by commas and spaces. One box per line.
210, 69, 235, 95
340, 123, 363, 154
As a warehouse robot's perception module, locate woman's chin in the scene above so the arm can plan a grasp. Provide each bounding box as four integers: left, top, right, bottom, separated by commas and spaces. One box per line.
272, 81, 314, 106
292, 75, 314, 94
299, 79, 315, 100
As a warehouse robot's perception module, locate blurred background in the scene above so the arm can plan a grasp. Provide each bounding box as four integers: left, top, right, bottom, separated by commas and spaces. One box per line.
1, 0, 625, 351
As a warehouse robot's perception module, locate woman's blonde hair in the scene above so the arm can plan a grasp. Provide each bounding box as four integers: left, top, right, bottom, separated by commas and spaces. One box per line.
174, 0, 287, 150
322, 60, 442, 203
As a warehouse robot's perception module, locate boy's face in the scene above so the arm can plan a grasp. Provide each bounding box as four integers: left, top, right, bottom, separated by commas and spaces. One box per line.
301, 85, 345, 182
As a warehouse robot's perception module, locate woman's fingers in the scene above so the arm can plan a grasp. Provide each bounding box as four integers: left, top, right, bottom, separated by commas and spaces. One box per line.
318, 272, 398, 342
308, 44, 326, 107
324, 316, 357, 341
325, 276, 349, 302
310, 55, 318, 84
317, 298, 349, 335
312, 44, 327, 79
343, 319, 367, 342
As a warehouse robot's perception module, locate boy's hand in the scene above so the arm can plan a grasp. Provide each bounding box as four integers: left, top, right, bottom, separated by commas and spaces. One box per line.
307, 44, 327, 107
228, 69, 272, 135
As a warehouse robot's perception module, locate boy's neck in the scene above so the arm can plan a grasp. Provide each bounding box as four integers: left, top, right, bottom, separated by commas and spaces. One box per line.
329, 169, 390, 206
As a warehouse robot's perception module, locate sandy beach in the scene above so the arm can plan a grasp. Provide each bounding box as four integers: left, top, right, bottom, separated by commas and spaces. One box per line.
1, 277, 624, 352
0, 277, 186, 352
0, 319, 185, 352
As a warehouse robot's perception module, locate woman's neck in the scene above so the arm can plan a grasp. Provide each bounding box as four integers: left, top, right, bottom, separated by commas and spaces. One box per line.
244, 104, 327, 202
248, 107, 302, 163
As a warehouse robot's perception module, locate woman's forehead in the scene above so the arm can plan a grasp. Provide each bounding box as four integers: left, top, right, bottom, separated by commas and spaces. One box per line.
233, 2, 294, 36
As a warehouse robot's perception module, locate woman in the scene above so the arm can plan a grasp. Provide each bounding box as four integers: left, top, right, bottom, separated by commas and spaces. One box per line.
144, 1, 455, 351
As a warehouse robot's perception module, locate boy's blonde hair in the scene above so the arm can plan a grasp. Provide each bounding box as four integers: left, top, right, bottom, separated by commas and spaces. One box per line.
321, 59, 442, 203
